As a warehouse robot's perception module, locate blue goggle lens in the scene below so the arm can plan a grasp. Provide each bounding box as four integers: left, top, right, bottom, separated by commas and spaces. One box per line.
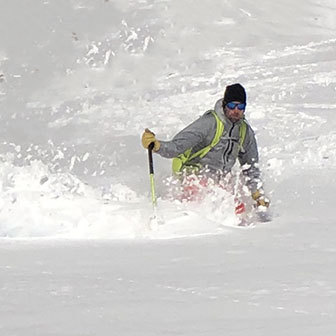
226, 102, 246, 110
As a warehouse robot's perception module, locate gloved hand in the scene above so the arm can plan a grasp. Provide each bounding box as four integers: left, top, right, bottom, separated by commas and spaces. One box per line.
141, 128, 160, 151
252, 189, 270, 209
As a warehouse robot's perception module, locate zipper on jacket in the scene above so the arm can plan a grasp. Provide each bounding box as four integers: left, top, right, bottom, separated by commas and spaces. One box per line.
223, 124, 235, 163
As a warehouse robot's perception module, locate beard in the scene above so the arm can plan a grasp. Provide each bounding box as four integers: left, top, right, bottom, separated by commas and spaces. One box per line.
225, 110, 244, 123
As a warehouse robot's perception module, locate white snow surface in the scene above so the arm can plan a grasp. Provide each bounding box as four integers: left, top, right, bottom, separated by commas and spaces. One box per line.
0, 0, 336, 334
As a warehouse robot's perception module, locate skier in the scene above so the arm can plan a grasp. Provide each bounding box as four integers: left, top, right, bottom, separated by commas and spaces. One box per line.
141, 83, 270, 211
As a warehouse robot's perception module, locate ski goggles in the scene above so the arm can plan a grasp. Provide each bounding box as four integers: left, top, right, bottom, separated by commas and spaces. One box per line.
226, 102, 246, 110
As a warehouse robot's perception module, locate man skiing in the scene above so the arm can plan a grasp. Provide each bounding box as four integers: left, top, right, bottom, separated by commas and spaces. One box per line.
141, 83, 270, 211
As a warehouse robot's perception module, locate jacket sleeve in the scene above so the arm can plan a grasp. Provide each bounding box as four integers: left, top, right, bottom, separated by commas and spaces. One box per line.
238, 126, 262, 194
156, 113, 215, 159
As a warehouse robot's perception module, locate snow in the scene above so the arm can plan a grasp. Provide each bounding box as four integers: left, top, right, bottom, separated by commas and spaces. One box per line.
1, 0, 336, 334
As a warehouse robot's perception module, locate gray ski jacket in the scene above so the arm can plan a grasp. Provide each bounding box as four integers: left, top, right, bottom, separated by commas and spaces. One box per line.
157, 99, 261, 193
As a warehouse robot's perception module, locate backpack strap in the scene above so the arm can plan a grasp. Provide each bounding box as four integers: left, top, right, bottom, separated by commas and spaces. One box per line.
172, 111, 223, 174
239, 119, 247, 151
189, 111, 224, 161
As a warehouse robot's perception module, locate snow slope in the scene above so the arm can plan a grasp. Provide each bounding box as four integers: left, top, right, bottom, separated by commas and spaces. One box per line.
0, 0, 336, 334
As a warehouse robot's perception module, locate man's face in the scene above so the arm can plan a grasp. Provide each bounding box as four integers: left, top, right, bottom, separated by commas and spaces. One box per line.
224, 101, 246, 123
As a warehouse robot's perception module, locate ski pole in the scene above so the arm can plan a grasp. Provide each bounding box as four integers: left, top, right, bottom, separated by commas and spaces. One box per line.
148, 142, 157, 208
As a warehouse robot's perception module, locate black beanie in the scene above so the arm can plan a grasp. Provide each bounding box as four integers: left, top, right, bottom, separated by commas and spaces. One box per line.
223, 83, 246, 104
